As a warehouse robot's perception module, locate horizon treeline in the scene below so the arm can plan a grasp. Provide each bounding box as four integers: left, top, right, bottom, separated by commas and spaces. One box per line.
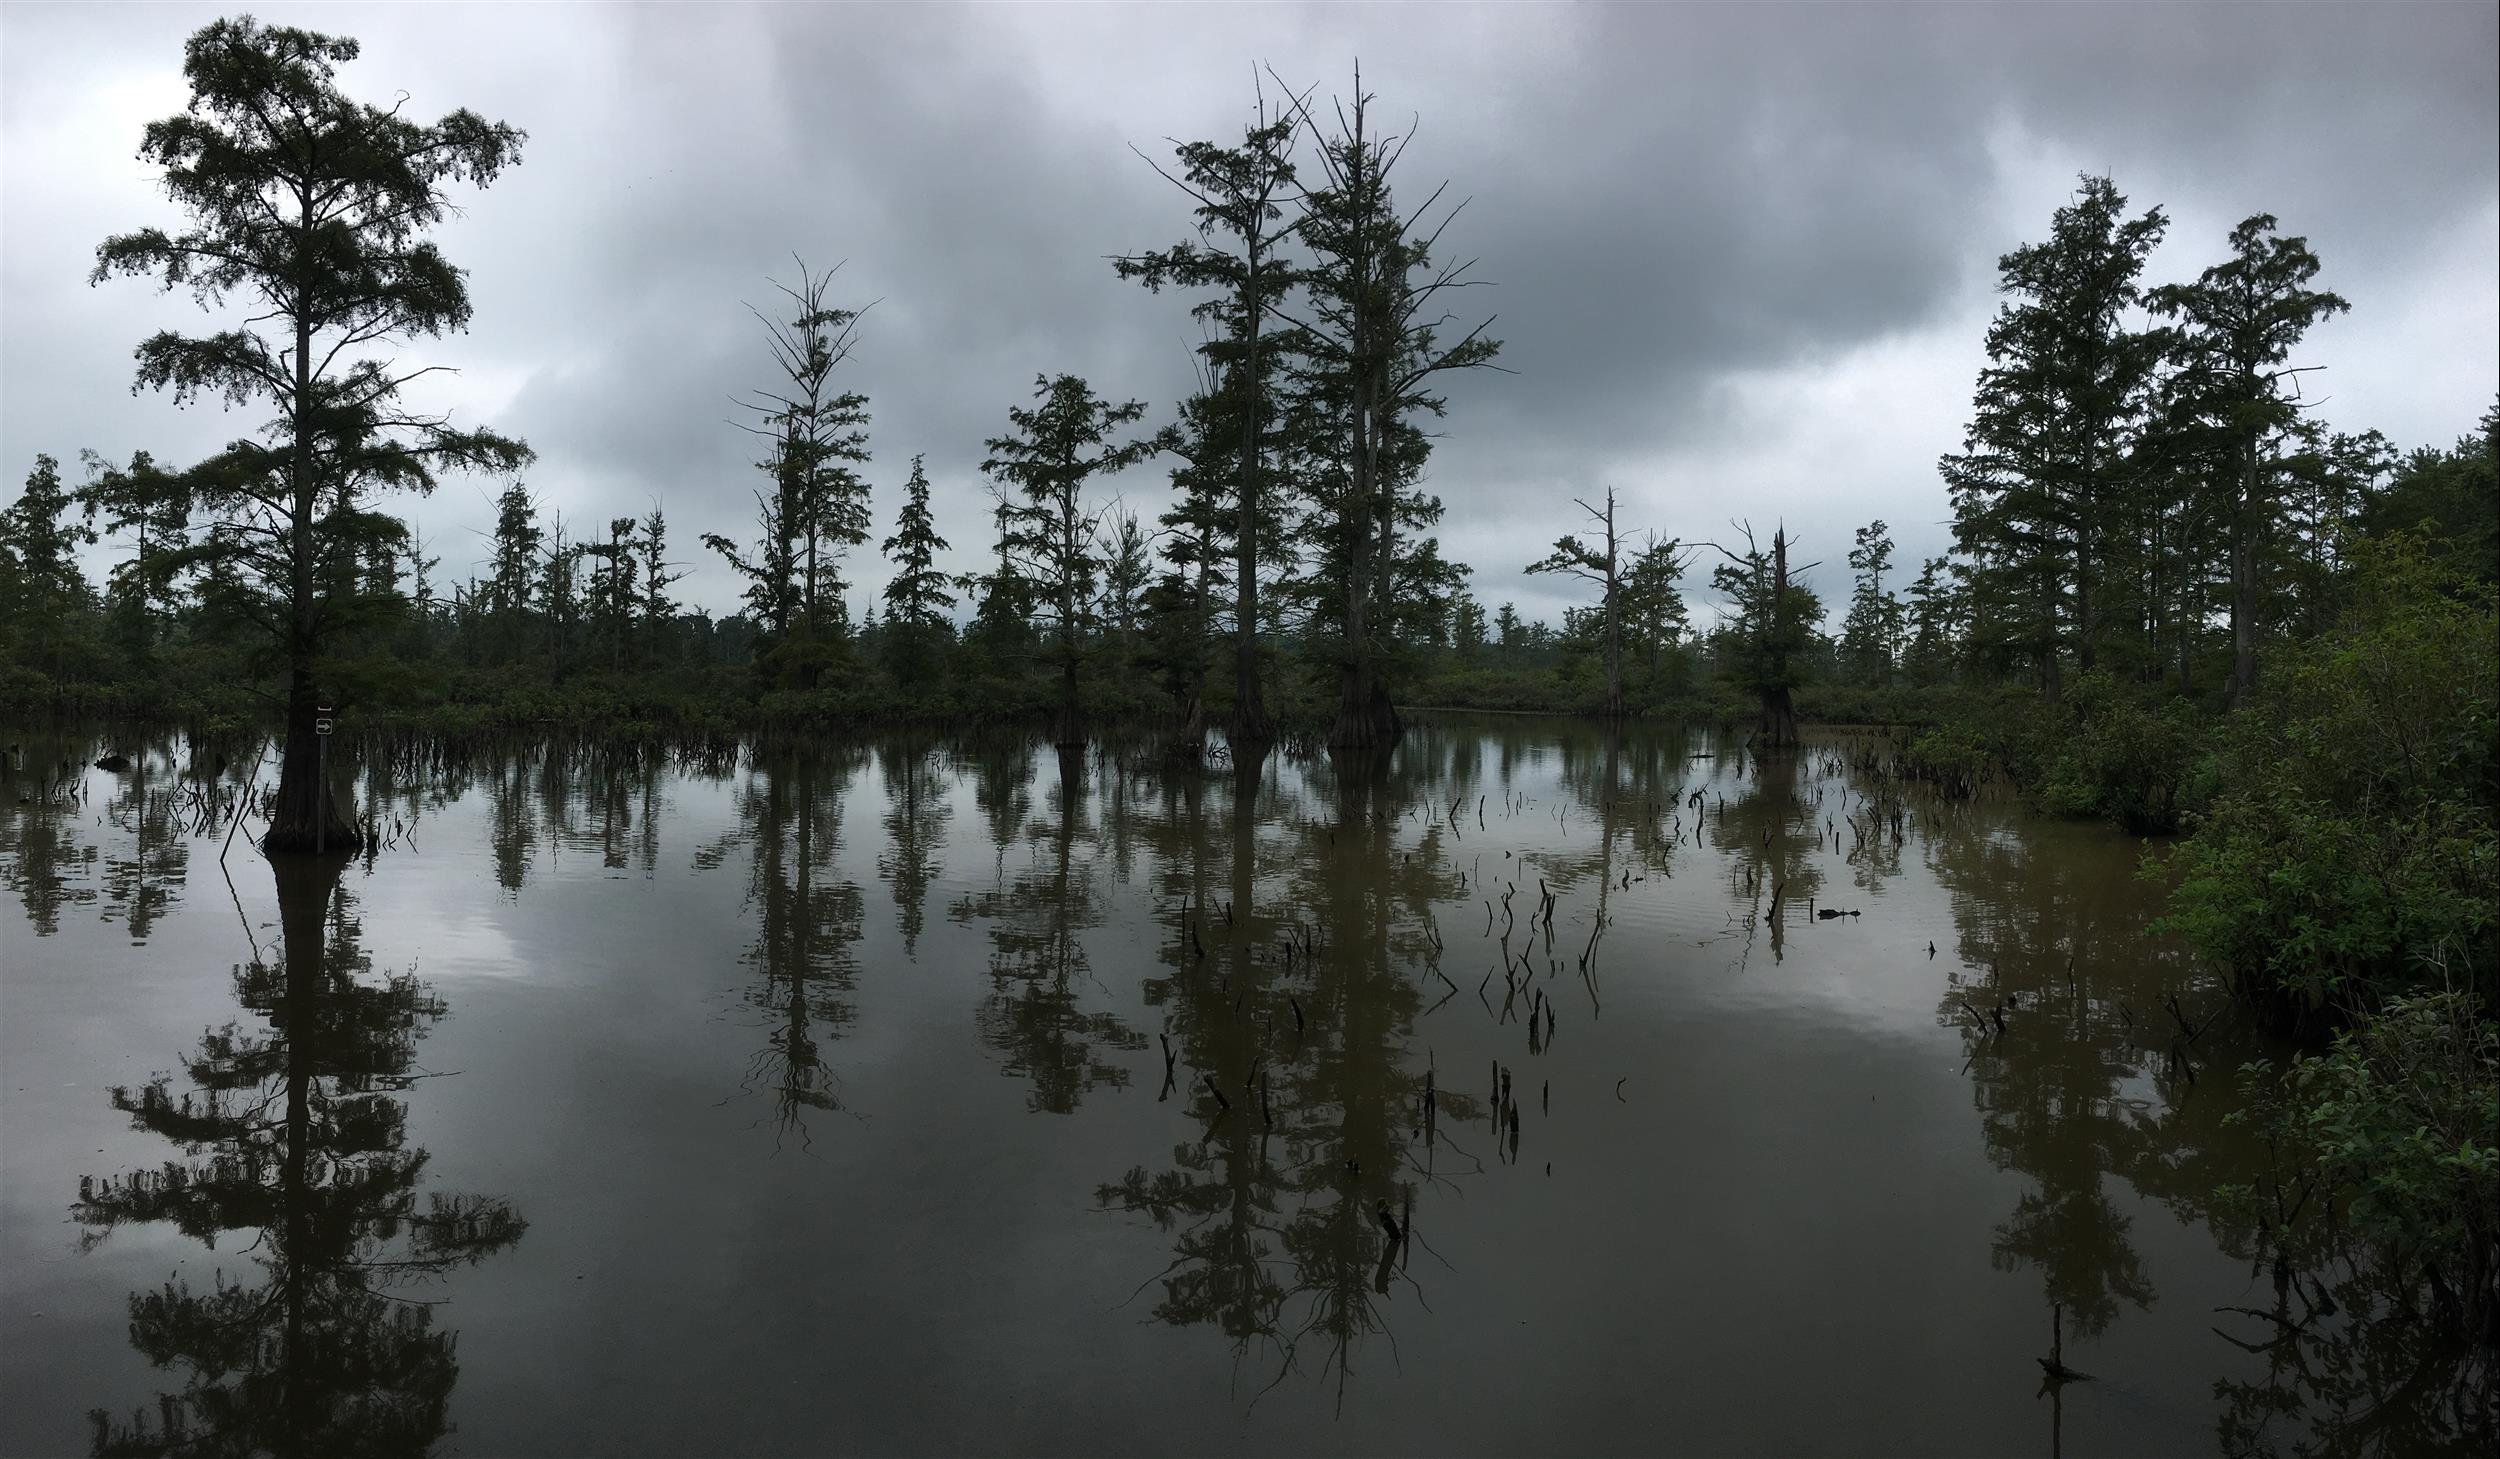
0, 18, 2493, 754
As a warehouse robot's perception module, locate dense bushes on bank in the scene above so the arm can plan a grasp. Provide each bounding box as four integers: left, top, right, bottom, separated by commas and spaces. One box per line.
2160, 542, 2497, 1028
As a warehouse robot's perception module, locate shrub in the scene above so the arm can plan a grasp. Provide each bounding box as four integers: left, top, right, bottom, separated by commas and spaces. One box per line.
2161, 538, 2499, 1028
2038, 670, 2208, 833
2226, 983, 2500, 1344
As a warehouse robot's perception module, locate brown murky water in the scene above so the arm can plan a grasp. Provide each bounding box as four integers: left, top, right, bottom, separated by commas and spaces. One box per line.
0, 718, 2457, 1455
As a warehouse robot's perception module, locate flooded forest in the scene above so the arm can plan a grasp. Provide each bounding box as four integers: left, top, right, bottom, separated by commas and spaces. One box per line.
1, 720, 2482, 1456
2, 8, 2494, 1458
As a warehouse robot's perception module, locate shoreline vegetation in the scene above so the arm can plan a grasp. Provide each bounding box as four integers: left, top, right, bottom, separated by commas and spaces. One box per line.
3, 9, 2494, 1403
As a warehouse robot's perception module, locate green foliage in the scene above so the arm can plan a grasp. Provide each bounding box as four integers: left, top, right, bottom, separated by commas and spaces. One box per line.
91, 15, 532, 667
1525, 490, 1634, 714
0, 455, 101, 683
879, 455, 956, 682
2226, 985, 2499, 1343
1840, 519, 1904, 684
703, 259, 873, 691
2149, 213, 2351, 705
2160, 538, 2499, 1026
981, 374, 1164, 742
1902, 724, 1992, 798
1281, 72, 1501, 743
2357, 400, 2499, 587
1942, 174, 2168, 694
2037, 670, 2207, 833
1114, 98, 1300, 737
83, 14, 530, 850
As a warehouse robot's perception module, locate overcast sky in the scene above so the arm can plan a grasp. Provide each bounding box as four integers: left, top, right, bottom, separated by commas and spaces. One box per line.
5, 2, 2494, 630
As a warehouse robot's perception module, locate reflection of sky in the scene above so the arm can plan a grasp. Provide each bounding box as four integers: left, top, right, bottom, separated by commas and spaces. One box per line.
2, 726, 2281, 1456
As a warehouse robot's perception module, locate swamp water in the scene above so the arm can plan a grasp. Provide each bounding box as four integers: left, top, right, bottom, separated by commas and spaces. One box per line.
0, 719, 2462, 1455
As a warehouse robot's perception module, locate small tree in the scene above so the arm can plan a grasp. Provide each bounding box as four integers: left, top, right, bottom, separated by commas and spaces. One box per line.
879, 454, 954, 680
1903, 556, 1958, 685
1621, 532, 1692, 697
637, 505, 687, 669
537, 512, 577, 676
581, 515, 640, 672
1707, 522, 1821, 748
94, 16, 530, 852
1494, 602, 1523, 660
0, 455, 100, 684
485, 483, 543, 663
1102, 507, 1152, 656
960, 486, 1035, 673
980, 375, 1164, 746
1525, 489, 1631, 717
1451, 593, 1488, 665
77, 449, 190, 664
1841, 519, 1904, 684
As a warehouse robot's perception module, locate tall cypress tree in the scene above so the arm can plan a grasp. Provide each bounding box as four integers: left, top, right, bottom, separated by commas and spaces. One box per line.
708, 259, 872, 685
1706, 523, 1820, 748
2149, 215, 2349, 705
1941, 175, 2165, 702
1116, 95, 1301, 745
93, 17, 529, 852
1281, 70, 1501, 749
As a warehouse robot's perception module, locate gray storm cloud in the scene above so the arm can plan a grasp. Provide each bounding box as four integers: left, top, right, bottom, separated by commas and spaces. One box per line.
4, 2, 2492, 628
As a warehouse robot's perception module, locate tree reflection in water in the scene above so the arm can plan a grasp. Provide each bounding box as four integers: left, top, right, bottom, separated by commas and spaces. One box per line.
955, 744, 1144, 1114
876, 739, 949, 957
698, 746, 868, 1148
1097, 745, 1480, 1409
1714, 745, 1826, 967
18, 724, 2485, 1453
72, 857, 524, 1458
1927, 795, 2495, 1456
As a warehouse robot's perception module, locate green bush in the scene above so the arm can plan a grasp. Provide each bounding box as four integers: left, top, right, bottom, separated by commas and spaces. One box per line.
2160, 538, 2499, 1028
2226, 984, 2500, 1344
1902, 723, 1990, 797
2038, 670, 2209, 833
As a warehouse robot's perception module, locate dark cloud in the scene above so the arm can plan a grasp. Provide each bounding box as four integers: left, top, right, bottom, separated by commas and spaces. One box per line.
5, 2, 2492, 627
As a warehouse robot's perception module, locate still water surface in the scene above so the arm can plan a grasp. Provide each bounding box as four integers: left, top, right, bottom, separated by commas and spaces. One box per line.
0, 719, 2434, 1455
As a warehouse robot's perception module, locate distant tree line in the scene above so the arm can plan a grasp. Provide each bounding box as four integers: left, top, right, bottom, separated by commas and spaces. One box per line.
1, 21, 2494, 830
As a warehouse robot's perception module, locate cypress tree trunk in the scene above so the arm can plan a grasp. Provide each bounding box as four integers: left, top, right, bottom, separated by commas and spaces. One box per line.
1605, 606, 1624, 719
1330, 386, 1382, 750
1760, 684, 1801, 749
1231, 289, 1271, 746
1603, 499, 1624, 719
265, 318, 357, 856
263, 673, 358, 854
1055, 627, 1084, 750
1758, 530, 1800, 748
2040, 549, 2064, 706
1368, 380, 1402, 745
